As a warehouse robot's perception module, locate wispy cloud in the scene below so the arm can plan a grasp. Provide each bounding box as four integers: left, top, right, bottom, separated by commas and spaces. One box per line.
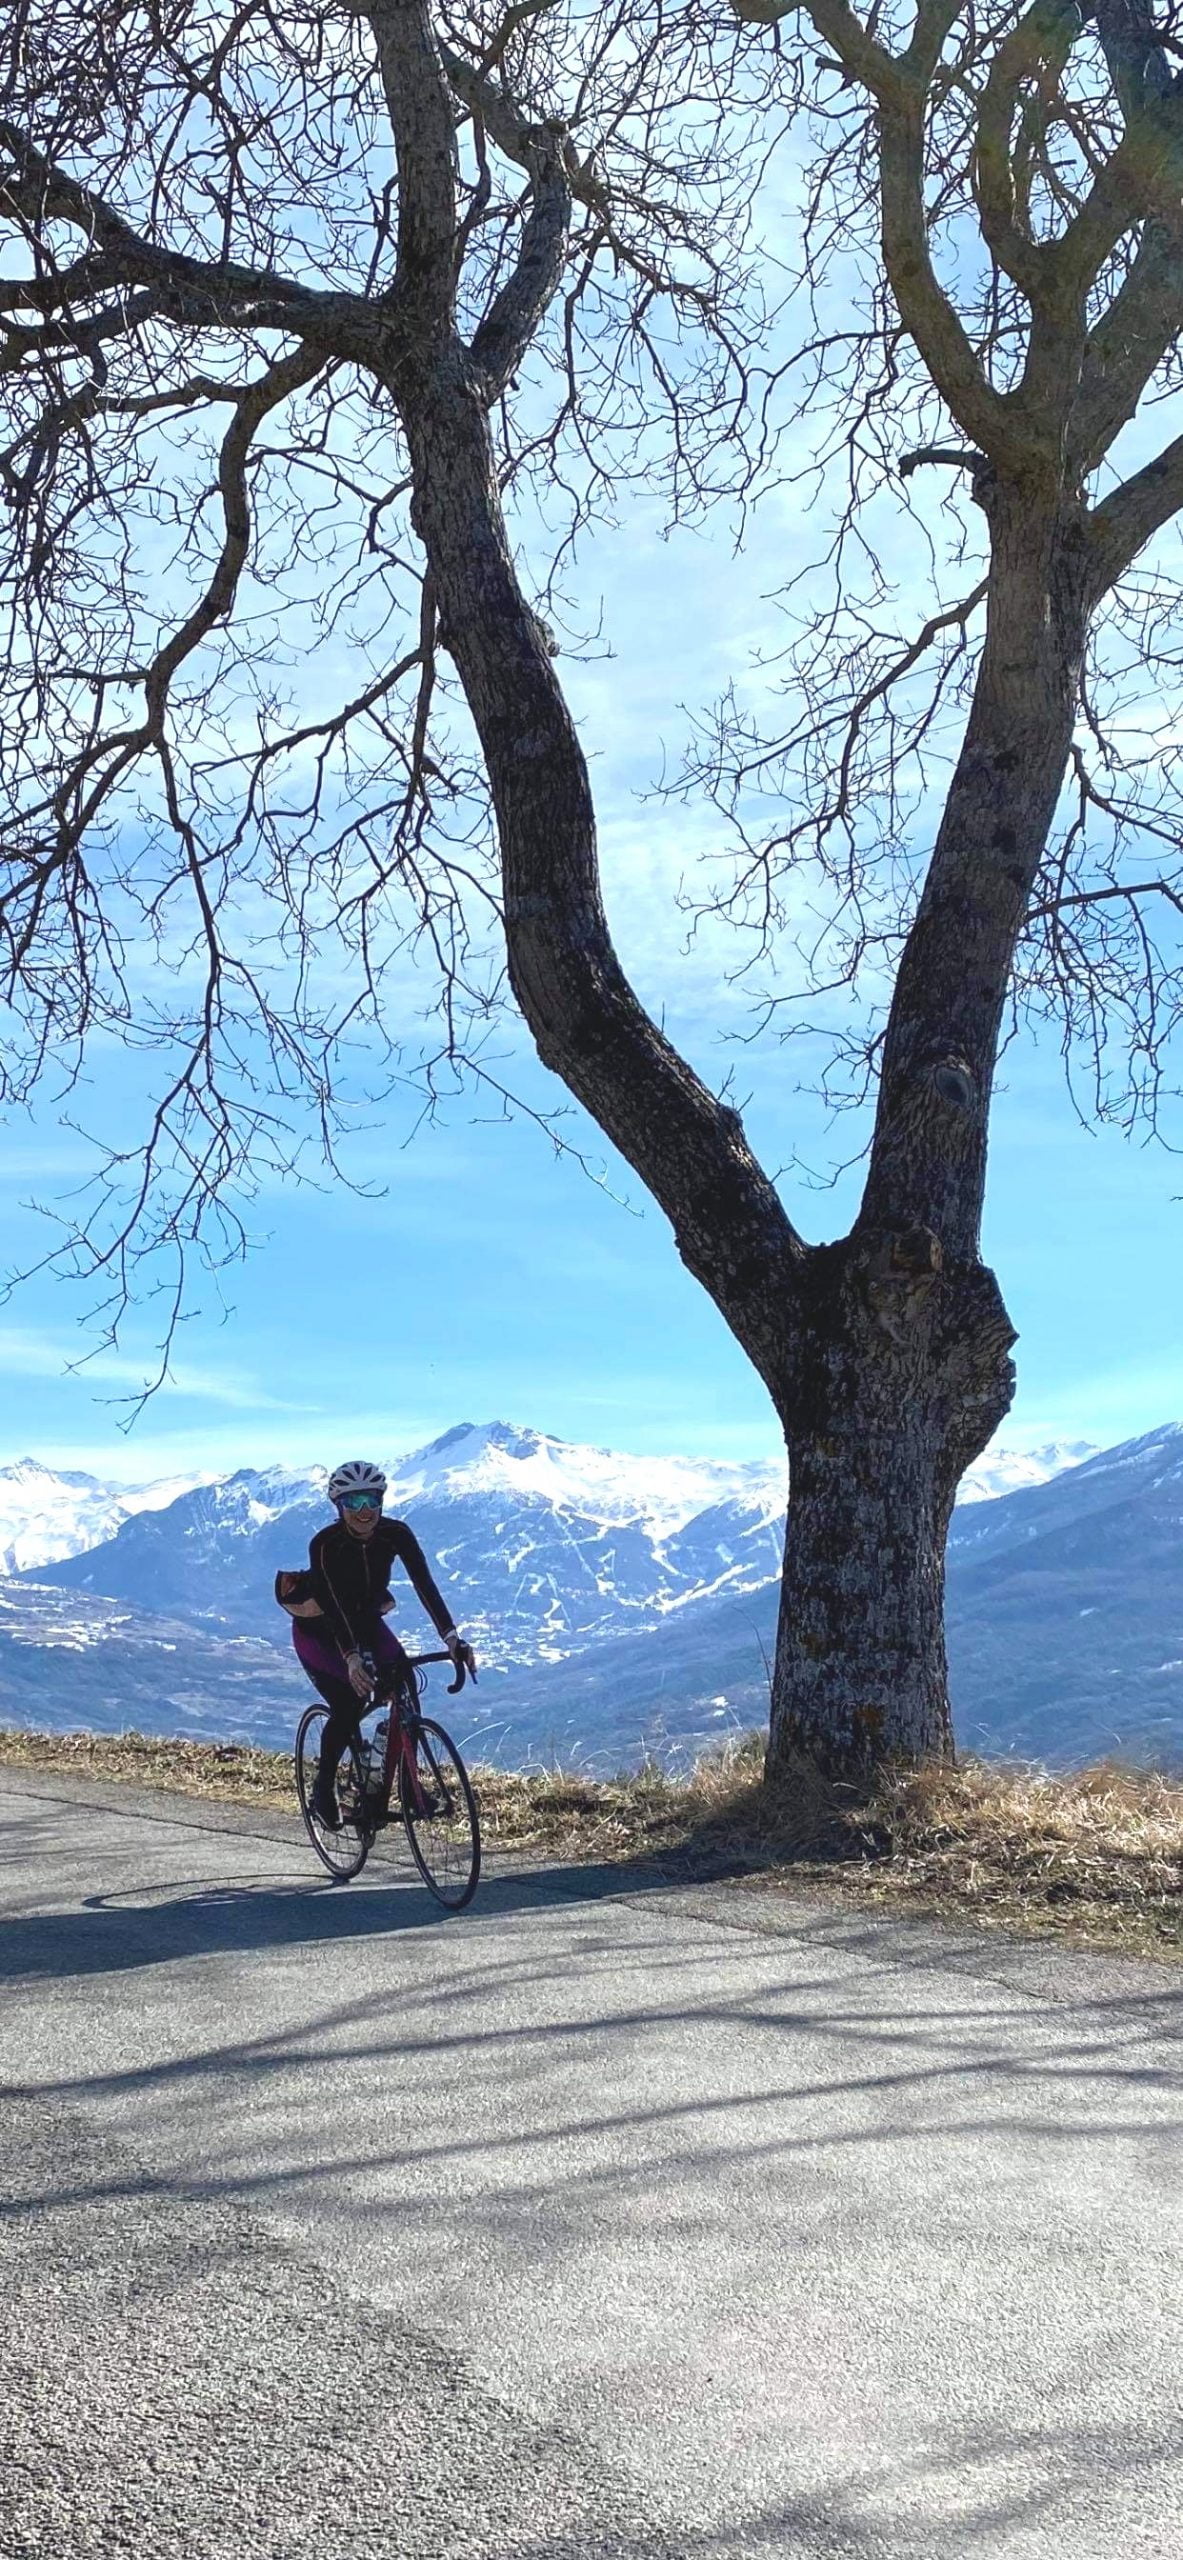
0, 1322, 315, 1414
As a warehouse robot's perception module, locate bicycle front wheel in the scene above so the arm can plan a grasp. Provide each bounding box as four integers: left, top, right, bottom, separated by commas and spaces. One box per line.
399, 1717, 481, 1911
295, 1704, 373, 1882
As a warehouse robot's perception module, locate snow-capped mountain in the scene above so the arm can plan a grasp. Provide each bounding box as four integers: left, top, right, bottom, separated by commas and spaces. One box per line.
946, 1420, 1183, 1563
385, 1420, 786, 1535
8, 1419, 1090, 1664
388, 1419, 1091, 1520
0, 1458, 216, 1576
10, 1416, 1173, 1777
0, 1420, 1092, 1582
14, 1424, 787, 1659
953, 1438, 1096, 1503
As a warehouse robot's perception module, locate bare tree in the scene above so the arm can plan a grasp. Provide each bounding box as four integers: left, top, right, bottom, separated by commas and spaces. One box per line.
1, 2, 1181, 1781
696, 0, 1183, 1778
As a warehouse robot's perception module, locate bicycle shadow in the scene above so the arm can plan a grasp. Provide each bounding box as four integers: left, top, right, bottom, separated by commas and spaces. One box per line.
0, 1838, 725, 1985
3, 1766, 1182, 2058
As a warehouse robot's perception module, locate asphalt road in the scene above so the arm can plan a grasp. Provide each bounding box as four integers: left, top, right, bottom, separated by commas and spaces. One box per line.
1, 1770, 1180, 2560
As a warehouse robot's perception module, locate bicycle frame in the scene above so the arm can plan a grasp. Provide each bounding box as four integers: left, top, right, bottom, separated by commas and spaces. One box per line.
370, 1648, 455, 1820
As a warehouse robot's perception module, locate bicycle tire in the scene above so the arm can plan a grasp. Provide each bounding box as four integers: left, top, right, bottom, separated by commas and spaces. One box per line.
399, 1715, 481, 1911
295, 1703, 373, 1881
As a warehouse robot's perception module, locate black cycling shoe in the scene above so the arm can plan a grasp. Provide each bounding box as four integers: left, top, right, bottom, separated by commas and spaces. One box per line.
310, 1774, 341, 1831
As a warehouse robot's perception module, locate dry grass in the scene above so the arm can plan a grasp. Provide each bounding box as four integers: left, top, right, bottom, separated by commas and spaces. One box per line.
2, 1724, 1180, 1961
0, 1726, 295, 1809
811, 1754, 1183, 1958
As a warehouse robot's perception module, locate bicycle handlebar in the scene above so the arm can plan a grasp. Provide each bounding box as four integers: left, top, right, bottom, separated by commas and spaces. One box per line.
358, 1645, 474, 1700
404, 1647, 473, 1695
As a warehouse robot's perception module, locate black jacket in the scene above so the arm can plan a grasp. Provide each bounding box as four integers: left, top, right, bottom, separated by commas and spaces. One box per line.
282, 1517, 456, 1658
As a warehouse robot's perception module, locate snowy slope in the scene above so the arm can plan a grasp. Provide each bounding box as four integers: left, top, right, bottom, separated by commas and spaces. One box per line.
384, 1421, 785, 1536
10, 1419, 1173, 1773
954, 1438, 1096, 1502
13, 1418, 1092, 1665
945, 1421, 1183, 1561
385, 1419, 1093, 1520
0, 1459, 216, 1575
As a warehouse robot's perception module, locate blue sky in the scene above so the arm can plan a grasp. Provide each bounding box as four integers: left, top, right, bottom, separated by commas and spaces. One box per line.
2, 490, 1181, 1486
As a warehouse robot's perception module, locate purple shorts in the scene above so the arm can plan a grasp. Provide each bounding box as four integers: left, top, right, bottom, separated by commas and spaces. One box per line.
291, 1616, 407, 1691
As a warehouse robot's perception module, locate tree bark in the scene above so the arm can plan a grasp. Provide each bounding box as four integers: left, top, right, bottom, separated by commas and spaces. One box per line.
768, 480, 1092, 1785
768, 1237, 1017, 1782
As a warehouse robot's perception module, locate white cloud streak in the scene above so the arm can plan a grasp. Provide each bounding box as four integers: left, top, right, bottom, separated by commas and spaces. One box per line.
0, 1323, 315, 1414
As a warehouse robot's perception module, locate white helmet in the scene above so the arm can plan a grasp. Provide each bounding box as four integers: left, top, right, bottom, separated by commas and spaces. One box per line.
328, 1458, 387, 1504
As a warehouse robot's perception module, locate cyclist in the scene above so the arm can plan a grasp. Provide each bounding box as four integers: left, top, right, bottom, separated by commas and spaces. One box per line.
276, 1458, 475, 1831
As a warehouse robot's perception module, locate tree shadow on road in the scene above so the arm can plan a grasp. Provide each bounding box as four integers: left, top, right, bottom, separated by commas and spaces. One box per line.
666, 2412, 1183, 2558
1, 1781, 1181, 2058
5, 1811, 1181, 2559
3, 1846, 1180, 2167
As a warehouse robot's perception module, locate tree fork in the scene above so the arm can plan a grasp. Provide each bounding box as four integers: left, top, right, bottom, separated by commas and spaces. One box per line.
401, 374, 1075, 1791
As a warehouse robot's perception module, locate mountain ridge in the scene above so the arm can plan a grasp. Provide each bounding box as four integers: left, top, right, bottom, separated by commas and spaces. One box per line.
7, 1419, 1102, 1662
3, 1420, 1178, 1776
0, 1456, 216, 1575
0, 1417, 1098, 1581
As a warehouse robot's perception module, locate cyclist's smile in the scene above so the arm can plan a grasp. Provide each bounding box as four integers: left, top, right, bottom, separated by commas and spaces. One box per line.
341, 1503, 380, 1539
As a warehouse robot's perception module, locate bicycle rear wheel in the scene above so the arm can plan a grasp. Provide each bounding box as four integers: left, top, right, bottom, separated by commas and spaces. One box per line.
399, 1716, 481, 1911
295, 1704, 373, 1881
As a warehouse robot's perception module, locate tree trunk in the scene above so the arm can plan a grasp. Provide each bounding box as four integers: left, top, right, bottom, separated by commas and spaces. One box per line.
859, 478, 1093, 1252
767, 1236, 1017, 1784
393, 249, 1088, 1793
767, 484, 1090, 1786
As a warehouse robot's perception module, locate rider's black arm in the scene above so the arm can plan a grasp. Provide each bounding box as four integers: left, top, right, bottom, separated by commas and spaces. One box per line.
387, 1519, 458, 1643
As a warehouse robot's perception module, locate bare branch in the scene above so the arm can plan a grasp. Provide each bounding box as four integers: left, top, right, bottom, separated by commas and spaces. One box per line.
463, 99, 573, 398
0, 120, 391, 365
897, 445, 982, 480
1030, 878, 1183, 917
1069, 213, 1183, 473
1088, 427, 1183, 590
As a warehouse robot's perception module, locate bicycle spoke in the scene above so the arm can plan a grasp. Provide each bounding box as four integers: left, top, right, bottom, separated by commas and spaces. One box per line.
399, 1717, 480, 1911
295, 1707, 372, 1882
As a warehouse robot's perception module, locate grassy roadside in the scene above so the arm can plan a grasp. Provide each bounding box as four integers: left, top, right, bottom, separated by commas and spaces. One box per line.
2, 1723, 1180, 1962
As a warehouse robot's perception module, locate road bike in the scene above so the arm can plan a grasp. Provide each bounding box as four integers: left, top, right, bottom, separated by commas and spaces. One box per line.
295, 1647, 481, 1910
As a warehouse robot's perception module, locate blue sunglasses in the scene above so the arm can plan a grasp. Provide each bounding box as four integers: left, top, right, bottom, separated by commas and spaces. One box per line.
339, 1489, 382, 1513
